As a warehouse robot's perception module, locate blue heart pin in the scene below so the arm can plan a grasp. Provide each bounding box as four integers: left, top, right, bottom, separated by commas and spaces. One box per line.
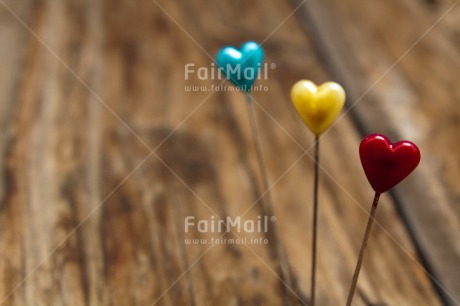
216, 41, 264, 92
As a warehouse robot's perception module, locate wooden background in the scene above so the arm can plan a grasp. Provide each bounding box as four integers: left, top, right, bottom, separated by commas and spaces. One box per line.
0, 0, 459, 305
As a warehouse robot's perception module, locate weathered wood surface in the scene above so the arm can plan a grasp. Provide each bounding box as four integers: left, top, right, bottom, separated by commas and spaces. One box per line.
0, 0, 458, 305
297, 0, 460, 304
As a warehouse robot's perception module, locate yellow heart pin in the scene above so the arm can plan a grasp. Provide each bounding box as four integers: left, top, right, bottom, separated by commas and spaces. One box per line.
291, 80, 345, 136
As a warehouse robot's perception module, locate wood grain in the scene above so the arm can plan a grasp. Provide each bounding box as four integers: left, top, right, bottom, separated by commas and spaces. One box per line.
295, 0, 460, 304
0, 0, 457, 305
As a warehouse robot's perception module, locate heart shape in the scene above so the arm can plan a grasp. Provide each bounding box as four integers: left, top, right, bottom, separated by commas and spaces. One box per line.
291, 80, 345, 136
216, 41, 264, 92
359, 134, 421, 194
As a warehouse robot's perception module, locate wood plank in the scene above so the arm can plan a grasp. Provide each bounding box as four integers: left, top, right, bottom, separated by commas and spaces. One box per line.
295, 0, 460, 304
0, 0, 453, 305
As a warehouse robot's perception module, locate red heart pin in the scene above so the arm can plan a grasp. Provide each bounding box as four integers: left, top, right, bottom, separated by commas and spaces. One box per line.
359, 134, 421, 194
